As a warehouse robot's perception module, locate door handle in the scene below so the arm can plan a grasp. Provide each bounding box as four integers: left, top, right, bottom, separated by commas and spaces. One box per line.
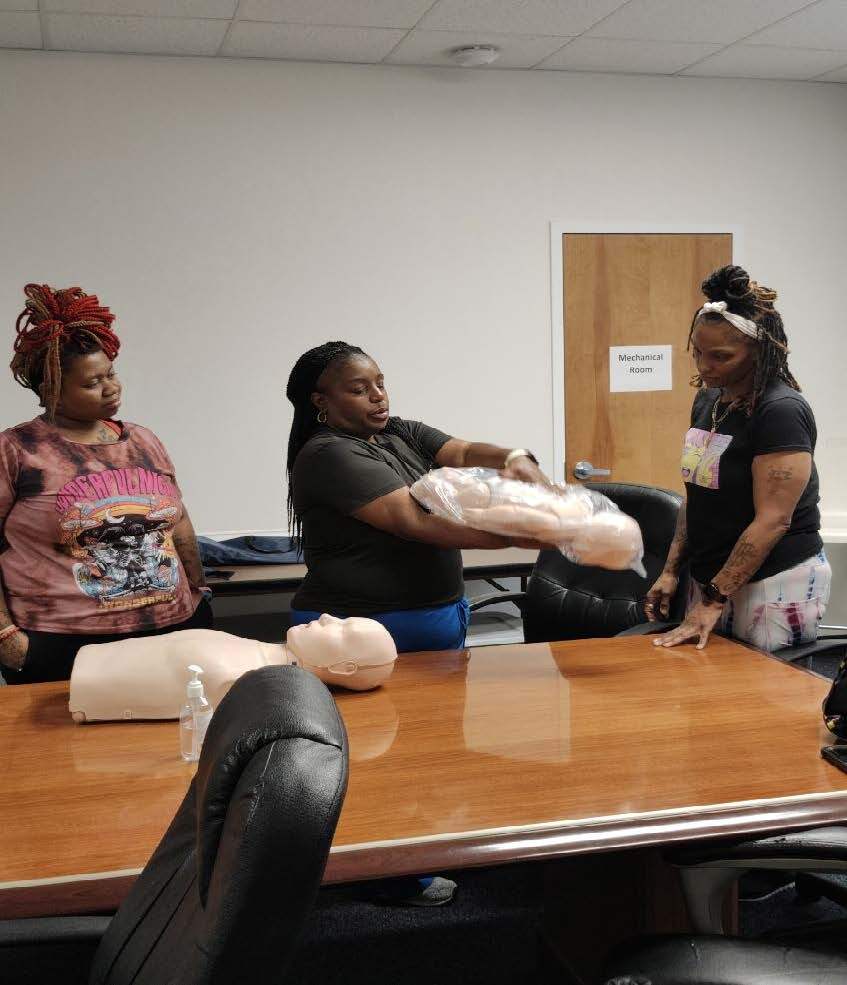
573, 460, 611, 481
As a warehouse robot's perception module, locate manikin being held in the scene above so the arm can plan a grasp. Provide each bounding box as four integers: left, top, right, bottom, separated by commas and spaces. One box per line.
69, 614, 398, 723
411, 467, 645, 574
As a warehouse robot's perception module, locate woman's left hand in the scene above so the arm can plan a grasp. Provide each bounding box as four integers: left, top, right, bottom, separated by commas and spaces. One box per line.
653, 601, 724, 650
501, 455, 549, 486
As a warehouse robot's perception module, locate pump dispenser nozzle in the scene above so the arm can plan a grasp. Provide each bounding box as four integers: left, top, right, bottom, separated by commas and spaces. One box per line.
186, 664, 205, 700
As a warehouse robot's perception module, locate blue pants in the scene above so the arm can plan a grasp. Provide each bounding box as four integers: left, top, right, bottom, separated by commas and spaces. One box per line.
289, 598, 470, 653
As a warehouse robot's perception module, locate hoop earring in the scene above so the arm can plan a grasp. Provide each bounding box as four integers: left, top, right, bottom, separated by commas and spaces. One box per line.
317, 409, 328, 424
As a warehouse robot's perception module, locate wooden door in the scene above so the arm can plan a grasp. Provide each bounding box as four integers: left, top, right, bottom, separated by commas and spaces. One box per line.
563, 233, 732, 492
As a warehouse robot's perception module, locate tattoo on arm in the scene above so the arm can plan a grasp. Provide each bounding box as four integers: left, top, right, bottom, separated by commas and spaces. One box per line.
724, 537, 758, 569
767, 466, 793, 481
715, 535, 770, 595
664, 505, 689, 574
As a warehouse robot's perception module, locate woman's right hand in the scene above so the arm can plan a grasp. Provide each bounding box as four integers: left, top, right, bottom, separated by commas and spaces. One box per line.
0, 629, 28, 672
644, 571, 679, 622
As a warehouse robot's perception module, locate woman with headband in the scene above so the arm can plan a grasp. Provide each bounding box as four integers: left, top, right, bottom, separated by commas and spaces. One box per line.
645, 265, 829, 651
0, 284, 212, 684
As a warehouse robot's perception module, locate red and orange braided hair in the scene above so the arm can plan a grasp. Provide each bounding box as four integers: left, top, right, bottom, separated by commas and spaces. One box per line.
11, 283, 120, 420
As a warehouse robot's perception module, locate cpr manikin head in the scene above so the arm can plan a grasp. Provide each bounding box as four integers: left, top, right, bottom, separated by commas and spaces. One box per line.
287, 614, 397, 691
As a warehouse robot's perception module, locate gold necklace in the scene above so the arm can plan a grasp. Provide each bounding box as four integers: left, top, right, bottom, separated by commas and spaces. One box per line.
706, 393, 735, 445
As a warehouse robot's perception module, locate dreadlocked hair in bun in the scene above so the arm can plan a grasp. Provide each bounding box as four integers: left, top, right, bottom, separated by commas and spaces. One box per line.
11, 284, 120, 420
688, 264, 798, 412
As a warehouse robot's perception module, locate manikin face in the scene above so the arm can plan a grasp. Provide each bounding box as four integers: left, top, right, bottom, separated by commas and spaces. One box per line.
311, 354, 389, 439
52, 350, 122, 421
286, 613, 397, 686
691, 318, 757, 391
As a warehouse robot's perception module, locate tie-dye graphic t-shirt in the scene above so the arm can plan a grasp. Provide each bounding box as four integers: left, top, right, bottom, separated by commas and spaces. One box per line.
683, 382, 822, 585
0, 418, 199, 634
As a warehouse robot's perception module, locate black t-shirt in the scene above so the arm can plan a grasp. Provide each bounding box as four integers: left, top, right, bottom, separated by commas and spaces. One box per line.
683, 381, 822, 585
291, 418, 463, 615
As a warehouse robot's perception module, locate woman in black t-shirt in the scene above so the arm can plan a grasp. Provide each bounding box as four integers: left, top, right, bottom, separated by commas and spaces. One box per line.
646, 265, 830, 652
284, 342, 547, 653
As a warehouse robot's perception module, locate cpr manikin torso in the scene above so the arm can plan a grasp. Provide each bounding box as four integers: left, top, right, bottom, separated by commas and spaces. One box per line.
69, 614, 397, 723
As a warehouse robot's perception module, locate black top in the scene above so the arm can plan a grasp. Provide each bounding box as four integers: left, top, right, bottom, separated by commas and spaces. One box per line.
683, 381, 822, 585
291, 418, 463, 615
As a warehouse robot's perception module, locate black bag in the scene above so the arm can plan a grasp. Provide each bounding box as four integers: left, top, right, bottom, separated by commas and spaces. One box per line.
824, 656, 847, 739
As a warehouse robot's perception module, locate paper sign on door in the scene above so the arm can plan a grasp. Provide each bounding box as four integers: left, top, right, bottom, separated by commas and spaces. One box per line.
609, 345, 673, 393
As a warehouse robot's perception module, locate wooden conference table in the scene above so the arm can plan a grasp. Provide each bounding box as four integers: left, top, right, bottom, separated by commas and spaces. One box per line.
2, 634, 846, 928
206, 547, 538, 594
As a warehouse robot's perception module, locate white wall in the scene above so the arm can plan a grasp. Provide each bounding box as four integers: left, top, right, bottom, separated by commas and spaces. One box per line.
1, 50, 845, 536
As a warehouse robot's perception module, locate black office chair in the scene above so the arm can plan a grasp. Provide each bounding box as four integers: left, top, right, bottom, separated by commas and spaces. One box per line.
469, 482, 688, 643
0, 665, 348, 985
604, 832, 847, 983
604, 932, 847, 984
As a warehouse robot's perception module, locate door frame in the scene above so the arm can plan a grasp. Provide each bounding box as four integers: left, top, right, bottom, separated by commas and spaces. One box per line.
548, 222, 744, 485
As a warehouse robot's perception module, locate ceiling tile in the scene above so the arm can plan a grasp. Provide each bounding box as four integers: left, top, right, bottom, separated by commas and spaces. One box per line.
815, 60, 847, 80
0, 1, 37, 10
0, 10, 40, 46
386, 28, 569, 68
222, 21, 406, 61
681, 42, 847, 79
45, 14, 229, 55
588, 0, 814, 44
746, 0, 847, 50
537, 36, 721, 73
420, 0, 628, 37
41, 0, 238, 19
43, 1, 237, 15
239, 0, 434, 29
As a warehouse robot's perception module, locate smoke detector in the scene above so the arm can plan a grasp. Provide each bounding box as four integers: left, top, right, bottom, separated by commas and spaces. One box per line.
449, 45, 501, 68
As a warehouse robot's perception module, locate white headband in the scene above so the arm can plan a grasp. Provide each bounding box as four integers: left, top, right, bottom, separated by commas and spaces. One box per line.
698, 300, 759, 340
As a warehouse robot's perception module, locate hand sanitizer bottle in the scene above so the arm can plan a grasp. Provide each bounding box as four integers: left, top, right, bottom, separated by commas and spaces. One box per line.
180, 664, 214, 762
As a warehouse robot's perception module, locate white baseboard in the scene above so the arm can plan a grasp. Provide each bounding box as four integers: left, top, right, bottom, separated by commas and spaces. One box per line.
822, 513, 847, 545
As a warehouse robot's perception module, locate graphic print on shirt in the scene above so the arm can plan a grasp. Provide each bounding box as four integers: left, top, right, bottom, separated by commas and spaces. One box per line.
680, 428, 732, 490
55, 466, 182, 611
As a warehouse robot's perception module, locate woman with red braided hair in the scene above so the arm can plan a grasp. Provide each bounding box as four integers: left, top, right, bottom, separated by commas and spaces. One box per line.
0, 283, 212, 684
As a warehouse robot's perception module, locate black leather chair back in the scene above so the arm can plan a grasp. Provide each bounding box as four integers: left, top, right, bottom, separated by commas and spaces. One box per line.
88, 665, 348, 985
523, 482, 688, 643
